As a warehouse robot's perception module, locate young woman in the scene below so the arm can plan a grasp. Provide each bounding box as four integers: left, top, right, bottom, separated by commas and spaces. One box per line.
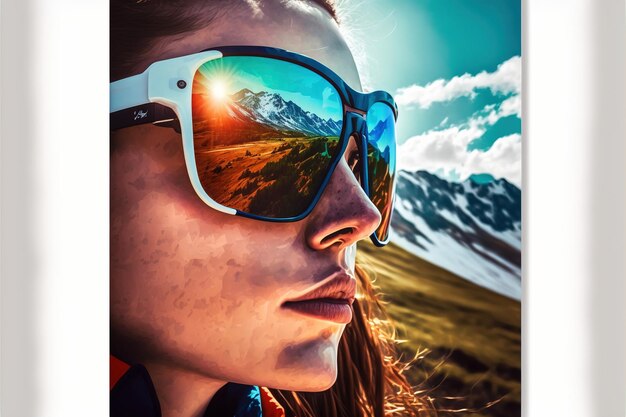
110, 1, 433, 416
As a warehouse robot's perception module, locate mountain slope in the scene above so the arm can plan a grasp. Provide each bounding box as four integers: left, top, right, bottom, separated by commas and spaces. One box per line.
391, 170, 521, 299
231, 88, 342, 137
357, 239, 521, 417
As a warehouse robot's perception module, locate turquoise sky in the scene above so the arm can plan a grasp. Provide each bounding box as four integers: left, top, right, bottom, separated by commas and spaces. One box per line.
349, 0, 521, 185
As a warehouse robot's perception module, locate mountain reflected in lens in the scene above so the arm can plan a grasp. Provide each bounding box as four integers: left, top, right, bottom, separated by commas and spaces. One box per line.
366, 102, 397, 242
192, 56, 344, 218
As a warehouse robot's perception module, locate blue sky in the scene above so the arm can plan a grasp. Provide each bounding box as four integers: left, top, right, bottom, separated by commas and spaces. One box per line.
338, 0, 521, 186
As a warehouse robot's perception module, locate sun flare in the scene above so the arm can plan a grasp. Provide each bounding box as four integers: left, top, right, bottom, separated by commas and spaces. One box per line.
211, 80, 228, 101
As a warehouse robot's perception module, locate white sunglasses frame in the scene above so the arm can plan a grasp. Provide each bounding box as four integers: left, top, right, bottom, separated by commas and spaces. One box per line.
110, 50, 237, 215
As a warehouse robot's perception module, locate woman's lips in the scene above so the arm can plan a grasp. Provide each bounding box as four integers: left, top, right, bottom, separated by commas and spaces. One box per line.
281, 272, 356, 324
282, 298, 353, 324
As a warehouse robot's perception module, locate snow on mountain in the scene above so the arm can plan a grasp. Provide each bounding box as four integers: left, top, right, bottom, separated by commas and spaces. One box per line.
391, 170, 521, 300
231, 88, 342, 137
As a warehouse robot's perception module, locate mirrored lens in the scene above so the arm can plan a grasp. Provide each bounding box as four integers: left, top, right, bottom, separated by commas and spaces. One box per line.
192, 56, 344, 218
366, 102, 396, 242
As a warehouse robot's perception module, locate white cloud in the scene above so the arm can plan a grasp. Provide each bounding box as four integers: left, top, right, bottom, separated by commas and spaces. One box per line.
395, 56, 523, 185
466, 134, 522, 186
399, 129, 522, 186
469, 93, 522, 128
499, 94, 521, 118
395, 56, 521, 109
397, 84, 522, 185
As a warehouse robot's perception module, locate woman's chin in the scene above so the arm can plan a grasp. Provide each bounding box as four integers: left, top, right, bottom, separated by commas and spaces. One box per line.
302, 372, 339, 392
268, 339, 340, 391
276, 364, 338, 392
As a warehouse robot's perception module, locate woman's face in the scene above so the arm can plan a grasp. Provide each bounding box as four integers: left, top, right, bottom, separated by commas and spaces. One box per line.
111, 0, 381, 391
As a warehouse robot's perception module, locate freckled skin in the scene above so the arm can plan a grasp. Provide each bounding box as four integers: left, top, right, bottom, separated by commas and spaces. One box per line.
111, 1, 381, 416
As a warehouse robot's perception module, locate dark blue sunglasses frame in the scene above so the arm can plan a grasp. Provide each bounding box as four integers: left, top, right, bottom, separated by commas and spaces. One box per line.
110, 45, 398, 247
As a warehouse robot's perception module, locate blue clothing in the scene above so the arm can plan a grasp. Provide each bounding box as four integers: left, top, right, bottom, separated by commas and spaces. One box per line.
110, 364, 263, 417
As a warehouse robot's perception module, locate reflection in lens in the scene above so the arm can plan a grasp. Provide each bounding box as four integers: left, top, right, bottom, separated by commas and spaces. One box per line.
191, 56, 344, 218
366, 102, 396, 242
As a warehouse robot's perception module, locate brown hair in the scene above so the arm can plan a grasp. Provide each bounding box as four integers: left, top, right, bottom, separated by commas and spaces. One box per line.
111, 1, 435, 416
111, 0, 338, 81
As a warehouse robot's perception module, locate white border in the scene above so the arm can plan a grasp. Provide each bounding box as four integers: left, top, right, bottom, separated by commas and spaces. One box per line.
1, 0, 110, 415
1, 0, 625, 415
525, 0, 625, 415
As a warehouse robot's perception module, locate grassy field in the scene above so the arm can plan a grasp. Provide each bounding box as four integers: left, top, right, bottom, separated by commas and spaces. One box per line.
356, 239, 521, 417
194, 136, 339, 217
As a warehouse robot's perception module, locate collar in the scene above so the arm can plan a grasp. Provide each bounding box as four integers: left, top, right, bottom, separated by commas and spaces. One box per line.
110, 359, 286, 417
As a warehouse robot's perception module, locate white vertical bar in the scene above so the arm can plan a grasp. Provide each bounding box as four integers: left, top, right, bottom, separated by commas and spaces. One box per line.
525, 0, 626, 416
1, 0, 110, 415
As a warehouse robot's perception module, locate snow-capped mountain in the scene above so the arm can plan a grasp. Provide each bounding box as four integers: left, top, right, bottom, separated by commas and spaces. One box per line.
367, 118, 393, 147
391, 170, 521, 300
231, 88, 342, 137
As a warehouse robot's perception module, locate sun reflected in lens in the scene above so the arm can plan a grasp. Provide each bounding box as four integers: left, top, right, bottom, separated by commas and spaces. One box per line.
211, 79, 228, 101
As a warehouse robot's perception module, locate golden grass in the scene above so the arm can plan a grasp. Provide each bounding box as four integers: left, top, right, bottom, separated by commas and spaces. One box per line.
357, 239, 521, 417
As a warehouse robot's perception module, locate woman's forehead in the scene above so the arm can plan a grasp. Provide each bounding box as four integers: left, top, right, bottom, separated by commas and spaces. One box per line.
139, 0, 362, 90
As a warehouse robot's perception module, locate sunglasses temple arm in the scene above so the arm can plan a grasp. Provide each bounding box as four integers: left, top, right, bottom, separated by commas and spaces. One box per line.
110, 71, 180, 131
110, 103, 178, 131
111, 71, 149, 112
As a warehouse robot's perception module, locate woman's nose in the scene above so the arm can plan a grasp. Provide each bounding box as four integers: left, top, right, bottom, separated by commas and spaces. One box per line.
304, 139, 382, 251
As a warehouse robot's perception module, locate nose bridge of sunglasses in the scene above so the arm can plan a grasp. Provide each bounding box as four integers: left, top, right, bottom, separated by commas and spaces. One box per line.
342, 110, 368, 150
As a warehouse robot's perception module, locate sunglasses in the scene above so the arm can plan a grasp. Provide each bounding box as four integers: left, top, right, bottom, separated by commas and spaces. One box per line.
110, 46, 397, 246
